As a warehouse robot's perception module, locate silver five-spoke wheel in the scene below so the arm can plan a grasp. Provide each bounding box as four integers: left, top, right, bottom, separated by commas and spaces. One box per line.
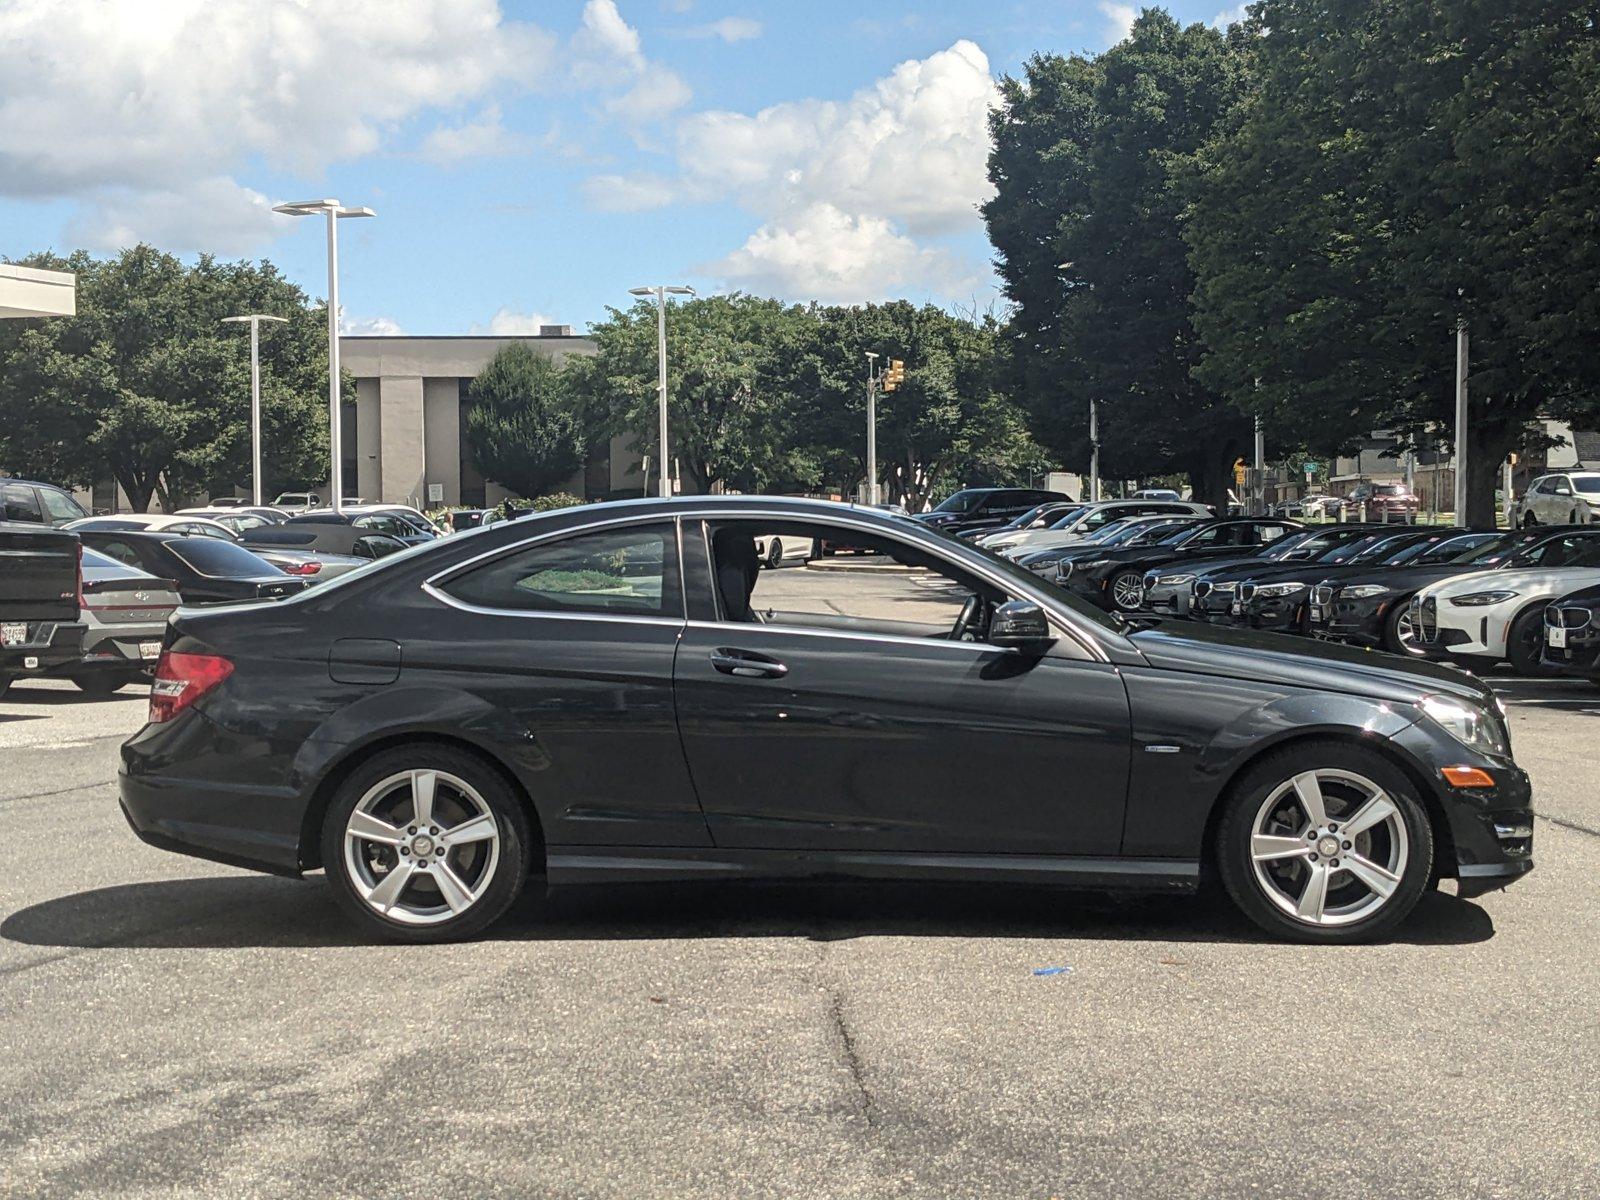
1249, 769, 1408, 927
1111, 572, 1144, 611
342, 769, 502, 927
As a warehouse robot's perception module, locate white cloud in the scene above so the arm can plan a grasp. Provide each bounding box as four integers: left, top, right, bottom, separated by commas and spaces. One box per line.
341, 313, 404, 336
682, 17, 762, 42
572, 0, 691, 123
656, 40, 1000, 236
582, 171, 684, 211
709, 202, 979, 305
1212, 4, 1250, 27
418, 105, 528, 164
0, 0, 553, 250
63, 176, 280, 257
471, 308, 559, 335
1098, 2, 1136, 44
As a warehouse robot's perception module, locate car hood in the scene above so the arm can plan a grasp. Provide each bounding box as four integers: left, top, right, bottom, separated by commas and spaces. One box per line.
1002, 530, 1082, 553
1318, 562, 1477, 593
1427, 565, 1600, 600
1549, 581, 1600, 608
1128, 619, 1492, 707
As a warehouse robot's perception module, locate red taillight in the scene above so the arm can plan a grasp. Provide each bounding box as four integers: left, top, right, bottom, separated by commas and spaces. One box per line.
149, 651, 233, 724
280, 561, 322, 576
75, 541, 85, 610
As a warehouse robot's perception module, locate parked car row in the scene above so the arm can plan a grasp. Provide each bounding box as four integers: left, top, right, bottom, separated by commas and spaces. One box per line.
1074, 510, 1600, 677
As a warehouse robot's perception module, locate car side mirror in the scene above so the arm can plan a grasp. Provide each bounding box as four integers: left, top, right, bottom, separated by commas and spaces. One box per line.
988, 600, 1055, 653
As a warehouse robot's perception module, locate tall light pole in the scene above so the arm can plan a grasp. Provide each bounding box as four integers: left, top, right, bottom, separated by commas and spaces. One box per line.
1252, 414, 1265, 516
221, 314, 288, 505
629, 284, 696, 497
272, 199, 375, 513
1057, 260, 1099, 502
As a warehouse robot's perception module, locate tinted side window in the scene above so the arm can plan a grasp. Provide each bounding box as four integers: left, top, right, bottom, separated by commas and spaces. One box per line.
442, 523, 680, 618
3, 484, 43, 522
96, 539, 143, 567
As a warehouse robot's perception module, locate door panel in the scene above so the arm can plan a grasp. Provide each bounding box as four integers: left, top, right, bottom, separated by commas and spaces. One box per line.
673, 623, 1133, 854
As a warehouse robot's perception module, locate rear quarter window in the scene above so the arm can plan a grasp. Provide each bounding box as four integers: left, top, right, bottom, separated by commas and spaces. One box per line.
441, 524, 679, 618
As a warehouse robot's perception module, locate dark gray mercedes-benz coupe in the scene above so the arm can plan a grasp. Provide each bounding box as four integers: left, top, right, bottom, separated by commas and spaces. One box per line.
120, 496, 1533, 943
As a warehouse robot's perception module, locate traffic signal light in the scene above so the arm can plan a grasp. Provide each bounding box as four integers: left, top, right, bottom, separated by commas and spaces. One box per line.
883, 359, 906, 392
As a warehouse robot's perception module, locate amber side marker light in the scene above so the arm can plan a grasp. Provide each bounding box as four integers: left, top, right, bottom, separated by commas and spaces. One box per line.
1442, 765, 1496, 789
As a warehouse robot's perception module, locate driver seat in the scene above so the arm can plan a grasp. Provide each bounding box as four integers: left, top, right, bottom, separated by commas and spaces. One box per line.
713, 529, 761, 622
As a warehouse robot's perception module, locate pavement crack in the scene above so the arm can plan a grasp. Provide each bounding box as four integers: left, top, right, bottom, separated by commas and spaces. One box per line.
1536, 812, 1600, 840
825, 986, 879, 1132
0, 780, 111, 808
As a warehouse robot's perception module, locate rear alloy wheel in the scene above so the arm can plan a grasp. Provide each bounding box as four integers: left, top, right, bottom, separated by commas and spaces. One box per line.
1505, 606, 1549, 675
1109, 571, 1145, 612
322, 748, 532, 942
1522, 512, 1538, 528
1217, 743, 1433, 943
1382, 602, 1425, 657
765, 538, 783, 569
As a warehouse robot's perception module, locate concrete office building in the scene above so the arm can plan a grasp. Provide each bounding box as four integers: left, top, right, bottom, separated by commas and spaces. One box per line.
0, 263, 75, 319
340, 328, 644, 509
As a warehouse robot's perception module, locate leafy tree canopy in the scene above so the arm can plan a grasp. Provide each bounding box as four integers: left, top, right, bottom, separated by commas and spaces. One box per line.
463, 342, 586, 499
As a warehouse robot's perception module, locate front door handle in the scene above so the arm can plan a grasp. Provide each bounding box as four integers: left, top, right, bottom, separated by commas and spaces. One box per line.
710, 648, 788, 679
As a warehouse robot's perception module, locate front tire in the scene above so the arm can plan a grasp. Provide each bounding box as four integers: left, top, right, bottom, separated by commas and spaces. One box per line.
765, 538, 783, 569
1216, 741, 1434, 943
1382, 601, 1424, 657
1505, 605, 1549, 675
321, 746, 533, 943
1109, 570, 1145, 612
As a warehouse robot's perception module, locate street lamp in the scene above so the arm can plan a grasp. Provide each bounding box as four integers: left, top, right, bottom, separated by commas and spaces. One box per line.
628, 284, 696, 498
221, 314, 289, 505
865, 352, 880, 506
1057, 260, 1099, 502
272, 198, 375, 513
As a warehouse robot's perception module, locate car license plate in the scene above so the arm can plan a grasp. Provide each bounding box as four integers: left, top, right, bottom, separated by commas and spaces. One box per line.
1548, 626, 1567, 648
1, 622, 26, 647
140, 640, 162, 660
1309, 604, 1326, 622
1231, 600, 1244, 616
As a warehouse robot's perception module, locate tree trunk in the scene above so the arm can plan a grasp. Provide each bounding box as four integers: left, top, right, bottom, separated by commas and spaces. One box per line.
114, 468, 155, 513
1464, 423, 1516, 529
1185, 441, 1241, 512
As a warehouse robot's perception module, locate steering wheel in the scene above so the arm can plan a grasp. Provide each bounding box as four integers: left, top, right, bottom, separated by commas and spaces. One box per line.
951, 594, 984, 642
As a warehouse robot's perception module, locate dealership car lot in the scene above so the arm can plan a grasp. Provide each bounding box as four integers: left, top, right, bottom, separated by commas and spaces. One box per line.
2, 591, 1598, 1195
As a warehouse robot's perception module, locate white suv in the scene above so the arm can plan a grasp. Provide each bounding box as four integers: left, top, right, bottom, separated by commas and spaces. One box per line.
1513, 472, 1600, 527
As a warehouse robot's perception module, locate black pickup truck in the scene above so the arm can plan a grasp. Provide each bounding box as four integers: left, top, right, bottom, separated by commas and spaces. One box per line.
0, 522, 85, 698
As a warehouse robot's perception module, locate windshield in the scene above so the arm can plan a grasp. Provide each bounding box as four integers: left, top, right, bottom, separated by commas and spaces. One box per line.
1086, 519, 1148, 545
1320, 533, 1388, 563
1353, 533, 1428, 564
1455, 531, 1536, 565
932, 489, 982, 514
1258, 528, 1325, 560
170, 538, 285, 578
1574, 477, 1600, 495
1139, 519, 1203, 545
1410, 532, 1499, 564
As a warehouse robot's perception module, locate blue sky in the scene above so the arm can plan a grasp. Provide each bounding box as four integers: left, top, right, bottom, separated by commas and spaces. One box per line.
0, 1, 1241, 335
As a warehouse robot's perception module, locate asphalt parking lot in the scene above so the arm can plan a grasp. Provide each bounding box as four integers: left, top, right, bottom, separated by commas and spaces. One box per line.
2, 577, 1597, 1198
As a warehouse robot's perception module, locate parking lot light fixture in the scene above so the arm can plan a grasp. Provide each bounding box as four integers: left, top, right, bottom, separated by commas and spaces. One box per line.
221, 314, 289, 506
272, 199, 376, 514
628, 284, 696, 498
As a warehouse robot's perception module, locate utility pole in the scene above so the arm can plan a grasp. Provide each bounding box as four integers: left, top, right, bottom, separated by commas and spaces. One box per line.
1089, 398, 1101, 502
628, 284, 695, 497
864, 353, 879, 505
1454, 316, 1469, 522
1252, 415, 1265, 516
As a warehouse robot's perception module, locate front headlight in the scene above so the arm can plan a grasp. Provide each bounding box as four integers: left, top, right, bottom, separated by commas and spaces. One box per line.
1420, 694, 1510, 758
1255, 582, 1307, 598
1213, 581, 1237, 594
1076, 559, 1110, 571
1344, 584, 1390, 599
1044, 559, 1070, 576
1451, 590, 1519, 607
1157, 572, 1195, 586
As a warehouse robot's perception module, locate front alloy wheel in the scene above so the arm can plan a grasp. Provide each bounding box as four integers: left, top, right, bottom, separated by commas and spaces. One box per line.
1218, 743, 1433, 942
1110, 571, 1145, 612
322, 748, 532, 942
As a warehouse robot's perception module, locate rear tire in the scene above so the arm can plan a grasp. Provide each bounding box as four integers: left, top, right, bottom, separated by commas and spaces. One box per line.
1216, 740, 1434, 944
1505, 605, 1549, 675
321, 746, 534, 943
0, 675, 10, 700
1522, 512, 1538, 528
765, 538, 783, 569
70, 674, 127, 699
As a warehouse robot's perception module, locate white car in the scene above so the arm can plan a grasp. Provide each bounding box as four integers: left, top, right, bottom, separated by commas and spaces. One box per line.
990, 500, 1213, 556
64, 513, 239, 540
1511, 472, 1600, 527
754, 533, 813, 569
1411, 529, 1600, 670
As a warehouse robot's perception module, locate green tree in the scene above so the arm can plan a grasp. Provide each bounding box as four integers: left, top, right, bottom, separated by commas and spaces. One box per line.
1184, 0, 1600, 524
0, 246, 330, 510
984, 11, 1252, 506
463, 342, 586, 499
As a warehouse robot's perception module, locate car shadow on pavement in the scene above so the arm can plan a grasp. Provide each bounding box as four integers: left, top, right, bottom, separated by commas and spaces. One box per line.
1, 874, 1494, 951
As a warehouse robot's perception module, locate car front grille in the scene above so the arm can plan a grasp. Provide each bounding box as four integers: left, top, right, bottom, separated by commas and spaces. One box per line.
1193, 581, 1211, 599
1549, 605, 1593, 630
1144, 572, 1160, 591
1311, 585, 1334, 606
1237, 583, 1256, 603
1417, 596, 1438, 642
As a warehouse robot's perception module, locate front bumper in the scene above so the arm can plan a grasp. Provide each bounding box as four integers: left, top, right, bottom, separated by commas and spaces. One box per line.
1306, 594, 1386, 647
1540, 608, 1600, 677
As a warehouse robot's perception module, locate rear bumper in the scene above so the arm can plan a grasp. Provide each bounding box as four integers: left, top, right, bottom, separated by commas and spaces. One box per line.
119, 711, 308, 877
1, 622, 85, 676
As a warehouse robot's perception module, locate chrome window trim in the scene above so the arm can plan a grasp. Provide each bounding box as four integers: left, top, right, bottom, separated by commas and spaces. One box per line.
419, 504, 1114, 660
681, 618, 1030, 658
